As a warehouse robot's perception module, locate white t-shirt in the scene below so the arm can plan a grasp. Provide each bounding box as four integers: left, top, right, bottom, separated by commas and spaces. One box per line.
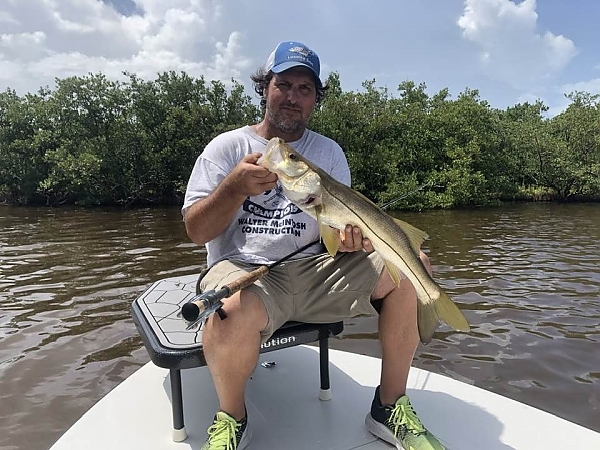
182, 125, 351, 267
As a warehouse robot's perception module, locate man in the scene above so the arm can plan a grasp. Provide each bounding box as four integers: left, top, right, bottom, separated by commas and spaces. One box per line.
182, 40, 444, 450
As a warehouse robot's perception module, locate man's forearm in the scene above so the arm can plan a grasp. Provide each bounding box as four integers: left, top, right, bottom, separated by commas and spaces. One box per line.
184, 182, 247, 246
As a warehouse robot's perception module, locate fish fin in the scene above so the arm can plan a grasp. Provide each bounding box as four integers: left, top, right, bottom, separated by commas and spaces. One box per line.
316, 208, 340, 256
417, 302, 439, 345
435, 290, 471, 332
383, 259, 403, 286
393, 218, 429, 255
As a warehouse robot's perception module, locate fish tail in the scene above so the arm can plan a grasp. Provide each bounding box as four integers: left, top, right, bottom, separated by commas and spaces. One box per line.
417, 290, 470, 344
417, 302, 439, 345
435, 290, 470, 333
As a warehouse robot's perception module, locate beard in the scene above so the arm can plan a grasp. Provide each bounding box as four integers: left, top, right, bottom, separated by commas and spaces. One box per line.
265, 99, 311, 136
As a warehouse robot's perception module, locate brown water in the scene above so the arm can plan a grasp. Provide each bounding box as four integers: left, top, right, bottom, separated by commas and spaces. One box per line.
0, 203, 599, 450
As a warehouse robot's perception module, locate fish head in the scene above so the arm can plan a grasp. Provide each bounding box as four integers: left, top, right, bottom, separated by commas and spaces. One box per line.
259, 137, 310, 177
258, 137, 322, 208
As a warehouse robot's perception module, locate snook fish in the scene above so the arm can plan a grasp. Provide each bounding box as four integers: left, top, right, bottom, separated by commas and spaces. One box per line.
257, 137, 470, 344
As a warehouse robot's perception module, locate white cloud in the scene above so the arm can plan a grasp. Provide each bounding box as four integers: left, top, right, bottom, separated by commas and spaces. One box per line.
0, 31, 47, 61
0, 58, 24, 82
0, 0, 250, 94
140, 8, 208, 58
0, 30, 46, 46
515, 92, 544, 105
457, 0, 578, 89
0, 10, 19, 25
561, 79, 600, 98
516, 79, 600, 117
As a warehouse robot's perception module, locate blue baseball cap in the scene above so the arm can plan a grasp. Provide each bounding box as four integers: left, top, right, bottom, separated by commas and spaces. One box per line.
265, 41, 322, 87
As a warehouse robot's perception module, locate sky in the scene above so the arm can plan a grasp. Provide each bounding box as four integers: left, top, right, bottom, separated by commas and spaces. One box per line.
1, 0, 599, 115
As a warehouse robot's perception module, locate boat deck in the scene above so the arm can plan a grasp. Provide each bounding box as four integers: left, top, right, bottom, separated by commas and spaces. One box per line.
50, 345, 600, 449
49, 275, 600, 449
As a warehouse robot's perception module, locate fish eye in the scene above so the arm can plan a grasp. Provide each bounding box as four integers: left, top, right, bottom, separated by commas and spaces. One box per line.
289, 154, 298, 160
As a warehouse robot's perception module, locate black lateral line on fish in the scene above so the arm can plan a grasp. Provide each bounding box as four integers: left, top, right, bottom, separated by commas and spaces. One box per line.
321, 182, 430, 296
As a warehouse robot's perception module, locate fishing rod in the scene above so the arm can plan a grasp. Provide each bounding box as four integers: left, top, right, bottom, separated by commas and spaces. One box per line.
379, 180, 434, 211
181, 239, 321, 328
181, 182, 434, 327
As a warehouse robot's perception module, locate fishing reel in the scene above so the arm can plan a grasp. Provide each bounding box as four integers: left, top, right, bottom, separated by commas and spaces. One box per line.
181, 289, 228, 330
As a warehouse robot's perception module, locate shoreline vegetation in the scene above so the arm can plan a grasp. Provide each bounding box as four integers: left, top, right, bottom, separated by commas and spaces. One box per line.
1, 71, 598, 209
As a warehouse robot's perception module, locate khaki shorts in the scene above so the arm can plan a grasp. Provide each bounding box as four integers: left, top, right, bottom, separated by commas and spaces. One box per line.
198, 251, 385, 343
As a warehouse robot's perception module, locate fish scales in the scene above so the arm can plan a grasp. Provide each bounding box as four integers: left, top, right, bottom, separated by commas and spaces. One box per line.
258, 137, 470, 343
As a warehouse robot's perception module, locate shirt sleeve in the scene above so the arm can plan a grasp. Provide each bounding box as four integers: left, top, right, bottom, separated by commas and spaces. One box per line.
329, 144, 351, 187
181, 156, 228, 216
181, 129, 252, 217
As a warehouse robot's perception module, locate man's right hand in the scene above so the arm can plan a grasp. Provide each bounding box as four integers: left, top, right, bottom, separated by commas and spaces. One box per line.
224, 153, 278, 197
184, 153, 278, 246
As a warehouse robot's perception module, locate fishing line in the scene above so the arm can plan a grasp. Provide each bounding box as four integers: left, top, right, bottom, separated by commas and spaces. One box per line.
379, 180, 434, 211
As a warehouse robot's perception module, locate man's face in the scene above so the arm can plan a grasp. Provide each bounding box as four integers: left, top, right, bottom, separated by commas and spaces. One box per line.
264, 67, 318, 137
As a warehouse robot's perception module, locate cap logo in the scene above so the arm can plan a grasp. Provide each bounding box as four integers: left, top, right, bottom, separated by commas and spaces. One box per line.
285, 45, 315, 67
289, 46, 312, 58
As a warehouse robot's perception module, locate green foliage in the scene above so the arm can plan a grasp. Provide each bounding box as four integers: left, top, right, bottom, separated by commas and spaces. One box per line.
312, 74, 600, 208
1, 70, 598, 207
0, 72, 260, 205
540, 92, 600, 199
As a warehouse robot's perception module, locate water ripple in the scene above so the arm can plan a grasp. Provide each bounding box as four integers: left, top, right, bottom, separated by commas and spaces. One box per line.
1, 203, 599, 450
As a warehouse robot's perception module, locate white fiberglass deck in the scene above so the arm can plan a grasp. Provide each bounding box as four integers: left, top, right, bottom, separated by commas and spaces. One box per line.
50, 345, 600, 450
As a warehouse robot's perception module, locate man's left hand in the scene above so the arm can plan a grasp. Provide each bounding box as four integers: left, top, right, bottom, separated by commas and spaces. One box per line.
338, 225, 374, 253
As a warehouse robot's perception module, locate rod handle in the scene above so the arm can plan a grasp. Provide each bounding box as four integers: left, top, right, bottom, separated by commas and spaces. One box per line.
223, 265, 269, 294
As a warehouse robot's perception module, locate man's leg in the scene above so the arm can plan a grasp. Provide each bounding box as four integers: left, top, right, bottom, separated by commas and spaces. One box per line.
198, 261, 290, 450
372, 251, 431, 402
367, 253, 444, 449
371, 268, 420, 405
202, 289, 268, 421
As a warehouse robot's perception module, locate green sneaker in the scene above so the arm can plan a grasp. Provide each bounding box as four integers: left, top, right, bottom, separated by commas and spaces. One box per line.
201, 411, 251, 450
365, 386, 444, 450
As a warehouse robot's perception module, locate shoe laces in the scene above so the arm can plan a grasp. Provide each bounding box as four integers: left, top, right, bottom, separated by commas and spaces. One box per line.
387, 400, 426, 437
206, 414, 241, 450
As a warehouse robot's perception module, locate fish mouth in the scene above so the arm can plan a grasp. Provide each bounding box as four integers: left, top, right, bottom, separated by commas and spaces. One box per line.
300, 195, 320, 206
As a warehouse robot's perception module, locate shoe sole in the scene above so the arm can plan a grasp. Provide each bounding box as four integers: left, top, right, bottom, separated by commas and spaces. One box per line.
365, 413, 404, 450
